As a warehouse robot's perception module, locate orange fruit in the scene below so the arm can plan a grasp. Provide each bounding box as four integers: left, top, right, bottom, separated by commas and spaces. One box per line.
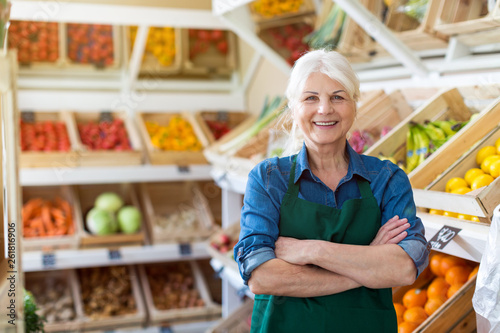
476, 145, 496, 165
398, 321, 418, 333
447, 283, 464, 298
470, 216, 480, 222
457, 213, 473, 220
468, 265, 479, 280
451, 186, 471, 195
445, 177, 468, 193
480, 155, 500, 173
394, 303, 406, 325
490, 160, 500, 178
464, 168, 485, 186
398, 321, 419, 333
440, 256, 467, 276
445, 265, 473, 285
430, 253, 446, 276
403, 288, 427, 308
403, 306, 428, 325
424, 297, 446, 316
426, 277, 449, 301
429, 208, 443, 215
471, 174, 494, 190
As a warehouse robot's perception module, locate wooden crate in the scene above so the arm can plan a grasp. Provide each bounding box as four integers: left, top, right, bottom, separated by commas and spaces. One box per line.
140, 181, 216, 244
62, 23, 122, 71
393, 256, 477, 333
249, 0, 316, 29
139, 261, 222, 326
410, 97, 500, 222
136, 111, 209, 165
19, 111, 80, 168
73, 183, 146, 248
364, 88, 474, 181
25, 269, 84, 332
7, 21, 65, 69
207, 222, 240, 272
352, 90, 413, 141
125, 26, 183, 78
208, 299, 253, 333
77, 265, 146, 331
71, 111, 144, 167
21, 185, 82, 252
195, 111, 250, 144
434, 0, 500, 35
181, 29, 237, 78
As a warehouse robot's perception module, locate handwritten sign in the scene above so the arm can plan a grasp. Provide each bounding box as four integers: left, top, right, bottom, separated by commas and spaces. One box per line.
428, 225, 462, 250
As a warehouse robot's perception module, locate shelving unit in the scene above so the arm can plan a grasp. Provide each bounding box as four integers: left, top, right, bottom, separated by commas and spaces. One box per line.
4, 0, 500, 332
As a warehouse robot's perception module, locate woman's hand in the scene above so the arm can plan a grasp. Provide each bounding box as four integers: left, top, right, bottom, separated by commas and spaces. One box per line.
275, 236, 312, 266
370, 215, 410, 246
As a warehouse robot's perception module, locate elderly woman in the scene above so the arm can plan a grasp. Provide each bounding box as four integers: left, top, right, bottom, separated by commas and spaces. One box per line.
234, 49, 429, 332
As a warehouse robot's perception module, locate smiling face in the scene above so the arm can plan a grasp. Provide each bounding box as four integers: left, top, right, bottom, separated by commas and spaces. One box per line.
294, 72, 356, 151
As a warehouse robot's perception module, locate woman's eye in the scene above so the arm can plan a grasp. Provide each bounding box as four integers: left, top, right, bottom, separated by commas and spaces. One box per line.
332, 95, 344, 101
305, 96, 317, 101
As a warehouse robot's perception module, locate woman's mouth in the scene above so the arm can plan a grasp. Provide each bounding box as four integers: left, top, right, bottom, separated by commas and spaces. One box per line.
314, 121, 338, 126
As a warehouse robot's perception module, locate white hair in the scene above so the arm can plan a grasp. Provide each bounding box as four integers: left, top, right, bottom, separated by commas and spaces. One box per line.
280, 49, 360, 156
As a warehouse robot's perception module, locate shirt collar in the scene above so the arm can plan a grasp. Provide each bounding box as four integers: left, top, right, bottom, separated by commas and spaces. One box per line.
293, 141, 372, 184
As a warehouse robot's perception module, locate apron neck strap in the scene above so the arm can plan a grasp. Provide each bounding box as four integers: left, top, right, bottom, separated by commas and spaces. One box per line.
357, 178, 372, 198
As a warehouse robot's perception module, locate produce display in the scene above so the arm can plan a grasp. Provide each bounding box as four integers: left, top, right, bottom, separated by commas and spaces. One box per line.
210, 230, 238, 254
145, 262, 205, 310
394, 253, 478, 332
22, 197, 74, 238
251, 0, 304, 18
378, 119, 469, 174
205, 119, 232, 140
66, 23, 114, 66
20, 119, 71, 152
304, 3, 345, 50
8, 20, 59, 64
77, 117, 132, 151
261, 21, 313, 65
349, 126, 393, 154
153, 206, 202, 236
85, 192, 142, 235
145, 116, 203, 151
130, 26, 176, 67
79, 266, 137, 319
187, 29, 229, 59
27, 274, 76, 324
24, 289, 45, 333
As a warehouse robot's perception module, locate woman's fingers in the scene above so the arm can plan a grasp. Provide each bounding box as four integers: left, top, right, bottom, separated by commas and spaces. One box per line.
371, 216, 410, 245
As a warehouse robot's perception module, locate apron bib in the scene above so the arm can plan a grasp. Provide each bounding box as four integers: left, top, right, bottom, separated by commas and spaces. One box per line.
251, 158, 397, 333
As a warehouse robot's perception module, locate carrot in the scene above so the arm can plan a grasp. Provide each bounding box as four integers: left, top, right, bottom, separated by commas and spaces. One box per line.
30, 217, 46, 237
22, 198, 44, 223
41, 205, 55, 234
22, 196, 74, 238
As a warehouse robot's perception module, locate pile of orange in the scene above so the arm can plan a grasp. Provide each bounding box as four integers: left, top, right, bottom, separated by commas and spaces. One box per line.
394, 253, 478, 333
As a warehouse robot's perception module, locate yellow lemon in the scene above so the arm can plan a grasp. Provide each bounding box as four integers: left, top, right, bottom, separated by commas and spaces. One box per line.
451, 187, 472, 195
490, 160, 500, 178
464, 168, 485, 186
457, 213, 473, 220
445, 177, 468, 193
470, 216, 480, 222
443, 211, 458, 218
429, 209, 444, 215
481, 155, 500, 174
471, 174, 494, 190
476, 146, 497, 165
495, 137, 500, 154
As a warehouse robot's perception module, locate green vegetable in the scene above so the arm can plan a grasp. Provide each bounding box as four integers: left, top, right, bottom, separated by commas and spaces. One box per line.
218, 96, 287, 155
304, 3, 346, 50
117, 206, 142, 234
94, 192, 124, 213
24, 289, 45, 333
401, 0, 428, 23
86, 207, 118, 235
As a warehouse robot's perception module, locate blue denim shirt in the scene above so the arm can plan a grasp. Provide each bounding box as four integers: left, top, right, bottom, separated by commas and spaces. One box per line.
234, 142, 430, 285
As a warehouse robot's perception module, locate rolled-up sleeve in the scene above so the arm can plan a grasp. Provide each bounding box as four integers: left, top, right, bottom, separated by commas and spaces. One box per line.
381, 167, 430, 277
234, 161, 281, 285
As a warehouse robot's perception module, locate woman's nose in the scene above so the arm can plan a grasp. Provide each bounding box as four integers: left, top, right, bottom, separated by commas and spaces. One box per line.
318, 99, 333, 114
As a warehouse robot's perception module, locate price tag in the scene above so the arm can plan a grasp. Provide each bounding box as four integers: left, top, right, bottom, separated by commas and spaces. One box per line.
428, 225, 462, 250
42, 253, 56, 268
178, 166, 190, 174
216, 111, 229, 122
21, 111, 35, 123
108, 249, 122, 261
179, 243, 192, 256
99, 111, 114, 123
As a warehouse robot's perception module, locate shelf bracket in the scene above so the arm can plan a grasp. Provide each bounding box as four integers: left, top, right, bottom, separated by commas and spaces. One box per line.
332, 0, 430, 78
445, 37, 472, 62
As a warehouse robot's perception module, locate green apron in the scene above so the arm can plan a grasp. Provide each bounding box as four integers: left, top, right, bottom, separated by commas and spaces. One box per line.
250, 158, 397, 333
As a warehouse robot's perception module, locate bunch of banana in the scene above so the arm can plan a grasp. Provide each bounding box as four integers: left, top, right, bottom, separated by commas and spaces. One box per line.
406, 122, 430, 173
